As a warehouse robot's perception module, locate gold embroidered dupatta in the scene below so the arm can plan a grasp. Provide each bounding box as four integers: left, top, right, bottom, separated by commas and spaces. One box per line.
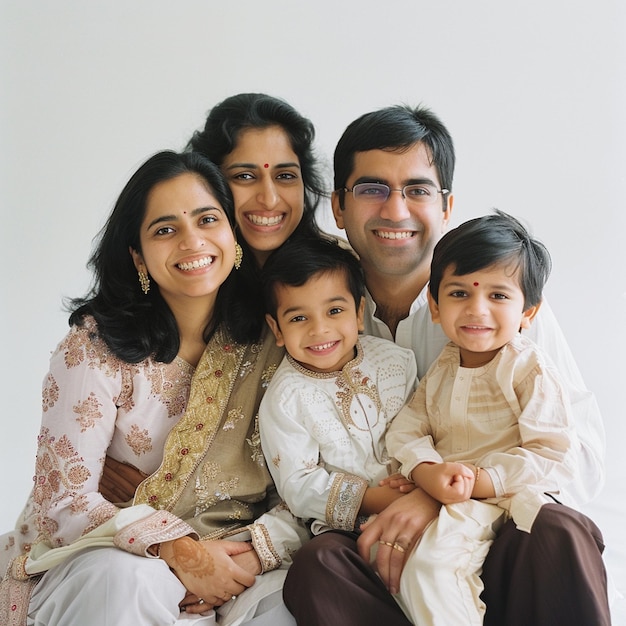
134, 325, 284, 539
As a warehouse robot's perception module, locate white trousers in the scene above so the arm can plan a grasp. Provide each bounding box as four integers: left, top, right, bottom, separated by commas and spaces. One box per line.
396, 500, 505, 626
28, 547, 295, 626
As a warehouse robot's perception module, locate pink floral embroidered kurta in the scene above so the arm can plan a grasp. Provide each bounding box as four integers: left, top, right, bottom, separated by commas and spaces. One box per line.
33, 317, 195, 547
0, 316, 309, 625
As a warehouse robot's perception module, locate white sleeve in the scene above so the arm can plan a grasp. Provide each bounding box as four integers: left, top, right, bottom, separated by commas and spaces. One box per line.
523, 299, 605, 503
259, 376, 366, 531
482, 362, 577, 498
386, 378, 444, 478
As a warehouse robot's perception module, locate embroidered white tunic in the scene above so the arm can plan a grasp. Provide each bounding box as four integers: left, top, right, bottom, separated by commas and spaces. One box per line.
259, 335, 417, 535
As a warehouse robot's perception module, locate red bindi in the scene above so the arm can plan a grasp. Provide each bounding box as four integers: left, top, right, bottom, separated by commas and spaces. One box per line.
473, 282, 479, 286
264, 163, 269, 168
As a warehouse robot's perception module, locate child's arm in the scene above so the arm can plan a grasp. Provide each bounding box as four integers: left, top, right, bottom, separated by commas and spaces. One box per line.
259, 380, 368, 531
478, 348, 577, 499
359, 483, 410, 515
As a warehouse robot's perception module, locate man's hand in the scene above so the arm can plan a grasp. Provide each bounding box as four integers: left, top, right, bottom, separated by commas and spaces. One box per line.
357, 489, 440, 594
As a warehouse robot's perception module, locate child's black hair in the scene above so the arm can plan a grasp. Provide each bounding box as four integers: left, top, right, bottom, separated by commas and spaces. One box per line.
429, 210, 552, 309
262, 236, 365, 319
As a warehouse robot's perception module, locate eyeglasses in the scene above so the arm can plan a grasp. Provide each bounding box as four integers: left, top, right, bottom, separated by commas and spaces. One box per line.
343, 182, 449, 205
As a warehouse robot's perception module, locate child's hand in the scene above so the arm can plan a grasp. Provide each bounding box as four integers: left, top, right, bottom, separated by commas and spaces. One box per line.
379, 473, 416, 493
411, 462, 475, 504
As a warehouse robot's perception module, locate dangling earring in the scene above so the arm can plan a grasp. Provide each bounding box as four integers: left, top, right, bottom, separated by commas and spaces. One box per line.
138, 270, 150, 295
234, 243, 243, 270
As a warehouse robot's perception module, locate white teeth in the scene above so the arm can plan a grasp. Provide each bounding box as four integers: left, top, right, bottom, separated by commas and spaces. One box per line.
248, 214, 284, 226
310, 342, 335, 351
375, 230, 414, 240
177, 257, 213, 271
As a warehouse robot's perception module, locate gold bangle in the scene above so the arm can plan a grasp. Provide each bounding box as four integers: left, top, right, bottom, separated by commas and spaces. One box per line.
475, 467, 481, 485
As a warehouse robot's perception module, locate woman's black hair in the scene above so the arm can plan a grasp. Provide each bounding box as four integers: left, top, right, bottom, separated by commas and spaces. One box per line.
187, 92, 326, 236
187, 92, 328, 338
262, 236, 365, 321
67, 150, 251, 363
429, 210, 552, 309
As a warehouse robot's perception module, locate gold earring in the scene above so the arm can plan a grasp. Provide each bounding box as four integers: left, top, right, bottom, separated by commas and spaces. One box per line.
234, 243, 243, 270
138, 270, 150, 295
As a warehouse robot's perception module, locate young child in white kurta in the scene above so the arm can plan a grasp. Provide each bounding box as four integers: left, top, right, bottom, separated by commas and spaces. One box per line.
386, 211, 579, 626
259, 237, 417, 537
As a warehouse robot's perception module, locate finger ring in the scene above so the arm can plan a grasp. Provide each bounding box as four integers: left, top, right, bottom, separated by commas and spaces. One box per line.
379, 540, 394, 548
231, 595, 236, 601
392, 542, 406, 553
198, 599, 205, 605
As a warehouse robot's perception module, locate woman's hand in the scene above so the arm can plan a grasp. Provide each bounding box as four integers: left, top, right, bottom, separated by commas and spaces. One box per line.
357, 489, 440, 595
98, 455, 146, 503
161, 537, 256, 611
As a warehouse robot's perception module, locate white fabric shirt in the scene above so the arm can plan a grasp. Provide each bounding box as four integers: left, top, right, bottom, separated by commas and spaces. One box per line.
259, 335, 417, 535
387, 334, 578, 530
362, 286, 605, 506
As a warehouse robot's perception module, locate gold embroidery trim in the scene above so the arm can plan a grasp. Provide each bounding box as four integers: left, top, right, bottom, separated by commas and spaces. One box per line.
326, 472, 368, 531
249, 523, 281, 573
134, 328, 247, 511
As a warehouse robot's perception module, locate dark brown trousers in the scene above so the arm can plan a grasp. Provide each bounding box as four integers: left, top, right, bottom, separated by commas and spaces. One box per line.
283, 504, 611, 625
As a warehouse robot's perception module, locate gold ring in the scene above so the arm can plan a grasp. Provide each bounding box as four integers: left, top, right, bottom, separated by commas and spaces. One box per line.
392, 542, 406, 553
379, 540, 394, 548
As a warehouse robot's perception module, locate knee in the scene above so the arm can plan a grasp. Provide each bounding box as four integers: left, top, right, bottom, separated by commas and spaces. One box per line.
532, 504, 605, 554
292, 533, 352, 573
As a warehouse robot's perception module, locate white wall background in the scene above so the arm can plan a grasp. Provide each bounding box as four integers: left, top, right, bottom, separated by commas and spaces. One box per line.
2, 0, 625, 617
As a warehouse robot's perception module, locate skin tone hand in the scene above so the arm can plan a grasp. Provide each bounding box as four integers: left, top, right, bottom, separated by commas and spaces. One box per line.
360, 473, 418, 516
231, 546, 262, 577
160, 537, 256, 612
99, 455, 146, 503
378, 472, 417, 493
411, 461, 475, 504
357, 489, 440, 595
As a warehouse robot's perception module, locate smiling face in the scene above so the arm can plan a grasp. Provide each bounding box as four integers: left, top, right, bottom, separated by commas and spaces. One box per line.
429, 263, 539, 367
332, 143, 453, 287
131, 172, 236, 312
221, 126, 305, 266
265, 270, 365, 374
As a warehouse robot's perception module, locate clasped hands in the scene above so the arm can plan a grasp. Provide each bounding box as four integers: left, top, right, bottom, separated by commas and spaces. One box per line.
98, 456, 261, 614
161, 536, 262, 614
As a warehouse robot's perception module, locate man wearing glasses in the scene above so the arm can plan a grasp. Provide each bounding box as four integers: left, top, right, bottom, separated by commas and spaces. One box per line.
284, 105, 610, 625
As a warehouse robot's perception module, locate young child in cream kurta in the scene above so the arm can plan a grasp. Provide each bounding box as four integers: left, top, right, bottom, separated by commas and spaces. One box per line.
258, 237, 417, 537
386, 211, 579, 626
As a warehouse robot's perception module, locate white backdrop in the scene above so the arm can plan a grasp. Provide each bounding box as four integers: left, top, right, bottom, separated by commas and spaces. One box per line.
2, 1, 625, 619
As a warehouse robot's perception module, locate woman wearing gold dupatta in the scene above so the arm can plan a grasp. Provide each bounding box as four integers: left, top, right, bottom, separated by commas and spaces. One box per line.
0, 151, 309, 626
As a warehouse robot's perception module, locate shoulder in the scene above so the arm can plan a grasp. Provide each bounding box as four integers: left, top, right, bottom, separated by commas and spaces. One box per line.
500, 334, 557, 379
359, 335, 414, 363
52, 316, 150, 380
